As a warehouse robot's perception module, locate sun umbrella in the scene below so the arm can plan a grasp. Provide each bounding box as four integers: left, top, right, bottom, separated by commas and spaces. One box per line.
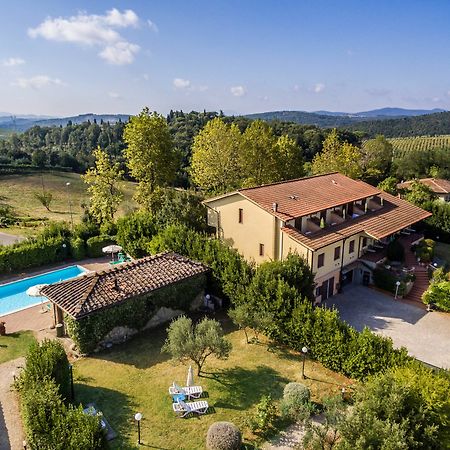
26, 284, 48, 297
186, 365, 194, 387
102, 244, 123, 262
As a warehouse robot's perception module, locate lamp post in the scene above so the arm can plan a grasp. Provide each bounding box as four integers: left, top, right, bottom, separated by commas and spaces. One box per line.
394, 280, 401, 300
66, 182, 74, 229
301, 346, 308, 379
11, 371, 16, 382
23, 441, 27, 450
69, 364, 74, 401
135, 412, 143, 445
341, 387, 346, 401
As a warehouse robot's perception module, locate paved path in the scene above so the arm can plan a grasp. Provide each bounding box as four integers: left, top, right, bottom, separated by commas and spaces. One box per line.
0, 233, 24, 247
0, 358, 25, 450
326, 285, 450, 369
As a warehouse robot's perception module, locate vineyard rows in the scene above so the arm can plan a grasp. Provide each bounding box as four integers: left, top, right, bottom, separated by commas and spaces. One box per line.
388, 135, 450, 153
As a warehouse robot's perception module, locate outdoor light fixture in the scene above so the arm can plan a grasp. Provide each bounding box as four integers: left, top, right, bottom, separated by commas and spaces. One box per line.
69, 364, 74, 400
65, 181, 74, 229
135, 412, 143, 445
23, 440, 27, 450
301, 346, 308, 379
341, 387, 346, 400
394, 280, 401, 300
11, 371, 16, 382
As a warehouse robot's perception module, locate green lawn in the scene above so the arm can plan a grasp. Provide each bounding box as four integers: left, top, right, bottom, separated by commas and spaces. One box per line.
74, 320, 351, 449
0, 330, 35, 364
435, 242, 450, 269
0, 171, 136, 236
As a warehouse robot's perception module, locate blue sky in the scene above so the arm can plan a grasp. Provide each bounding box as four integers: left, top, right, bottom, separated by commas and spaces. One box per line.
1, 0, 450, 116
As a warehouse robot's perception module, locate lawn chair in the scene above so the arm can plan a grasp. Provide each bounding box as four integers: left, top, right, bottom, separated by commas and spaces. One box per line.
173, 399, 209, 418
169, 382, 203, 400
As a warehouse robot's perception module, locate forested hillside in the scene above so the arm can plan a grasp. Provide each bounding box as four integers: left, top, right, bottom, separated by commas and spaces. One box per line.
347, 111, 450, 137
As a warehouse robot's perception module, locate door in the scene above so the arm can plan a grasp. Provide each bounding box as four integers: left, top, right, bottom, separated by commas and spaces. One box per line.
321, 281, 329, 300
328, 277, 335, 297
363, 271, 370, 286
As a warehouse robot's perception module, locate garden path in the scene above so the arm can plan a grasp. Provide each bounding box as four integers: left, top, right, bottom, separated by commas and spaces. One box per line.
0, 357, 25, 450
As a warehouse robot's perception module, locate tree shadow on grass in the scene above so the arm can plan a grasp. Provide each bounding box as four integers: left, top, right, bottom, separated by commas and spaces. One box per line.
74, 383, 136, 450
212, 365, 289, 411
89, 325, 172, 370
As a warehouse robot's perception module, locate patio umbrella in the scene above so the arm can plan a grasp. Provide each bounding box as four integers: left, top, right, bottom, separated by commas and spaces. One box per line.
102, 244, 123, 261
186, 365, 194, 387
26, 284, 49, 313
26, 284, 48, 297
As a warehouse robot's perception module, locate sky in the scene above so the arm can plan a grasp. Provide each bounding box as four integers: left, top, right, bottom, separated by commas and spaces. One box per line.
1, 0, 450, 117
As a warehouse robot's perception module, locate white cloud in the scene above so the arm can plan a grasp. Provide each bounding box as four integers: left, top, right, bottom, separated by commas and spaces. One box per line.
173, 78, 191, 89
99, 42, 140, 65
293, 84, 300, 92
12, 75, 65, 89
2, 57, 25, 67
108, 91, 121, 99
313, 83, 325, 93
28, 8, 140, 65
147, 19, 159, 33
230, 85, 246, 97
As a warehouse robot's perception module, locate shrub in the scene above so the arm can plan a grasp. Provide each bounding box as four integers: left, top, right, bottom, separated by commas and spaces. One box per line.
386, 239, 405, 262
70, 237, 86, 260
373, 267, 398, 293
280, 383, 312, 422
86, 235, 115, 258
206, 421, 242, 450
422, 280, 450, 312
283, 382, 311, 404
20, 339, 71, 401
248, 395, 277, 435
0, 236, 69, 274
73, 222, 100, 241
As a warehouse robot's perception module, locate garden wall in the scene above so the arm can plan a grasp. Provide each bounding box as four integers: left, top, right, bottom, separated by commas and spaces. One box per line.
65, 273, 206, 353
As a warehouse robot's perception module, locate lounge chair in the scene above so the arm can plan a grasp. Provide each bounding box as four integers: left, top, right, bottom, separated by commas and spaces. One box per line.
173, 399, 209, 418
169, 382, 203, 400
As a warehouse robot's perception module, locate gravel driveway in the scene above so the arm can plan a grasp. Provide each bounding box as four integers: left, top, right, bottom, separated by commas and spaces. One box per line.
325, 285, 450, 369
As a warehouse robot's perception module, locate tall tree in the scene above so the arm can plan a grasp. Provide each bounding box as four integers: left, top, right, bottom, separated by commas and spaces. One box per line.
123, 107, 179, 207
274, 134, 304, 181
190, 117, 242, 193
361, 135, 393, 183
82, 147, 123, 224
311, 129, 363, 179
240, 120, 279, 186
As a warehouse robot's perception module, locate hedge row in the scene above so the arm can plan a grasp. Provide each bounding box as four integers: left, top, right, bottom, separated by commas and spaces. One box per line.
18, 340, 107, 450
66, 273, 206, 353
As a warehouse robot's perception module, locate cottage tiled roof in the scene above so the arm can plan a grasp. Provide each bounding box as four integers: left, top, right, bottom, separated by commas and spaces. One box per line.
237, 173, 381, 221
281, 192, 431, 250
397, 178, 450, 195
41, 252, 209, 319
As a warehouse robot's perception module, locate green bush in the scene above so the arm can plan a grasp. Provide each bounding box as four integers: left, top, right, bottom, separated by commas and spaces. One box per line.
73, 222, 100, 241
70, 237, 86, 260
0, 236, 69, 274
206, 421, 242, 450
373, 267, 398, 293
280, 383, 312, 421
248, 395, 277, 436
20, 378, 107, 450
422, 280, 450, 312
20, 339, 71, 401
386, 239, 405, 262
86, 235, 115, 258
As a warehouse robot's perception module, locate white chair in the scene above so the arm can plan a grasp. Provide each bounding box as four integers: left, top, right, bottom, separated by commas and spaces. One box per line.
169, 382, 203, 400
173, 399, 209, 418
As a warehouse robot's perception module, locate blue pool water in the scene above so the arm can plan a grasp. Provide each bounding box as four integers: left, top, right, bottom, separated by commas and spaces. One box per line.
0, 265, 87, 316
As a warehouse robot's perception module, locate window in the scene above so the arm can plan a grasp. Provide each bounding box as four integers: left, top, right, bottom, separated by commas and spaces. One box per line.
238, 208, 243, 223
362, 237, 368, 248
317, 253, 325, 268
349, 240, 355, 254
334, 246, 341, 261
259, 243, 264, 256
315, 286, 321, 297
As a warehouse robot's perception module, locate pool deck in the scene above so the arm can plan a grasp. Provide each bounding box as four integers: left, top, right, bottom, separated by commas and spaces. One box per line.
0, 256, 112, 333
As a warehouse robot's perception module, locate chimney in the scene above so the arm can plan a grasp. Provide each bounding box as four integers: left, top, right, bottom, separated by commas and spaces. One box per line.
272, 202, 278, 212
114, 278, 120, 291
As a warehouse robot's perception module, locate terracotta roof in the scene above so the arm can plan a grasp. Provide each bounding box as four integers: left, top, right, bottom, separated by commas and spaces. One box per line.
397, 178, 450, 195
237, 173, 381, 221
281, 192, 431, 250
41, 252, 208, 319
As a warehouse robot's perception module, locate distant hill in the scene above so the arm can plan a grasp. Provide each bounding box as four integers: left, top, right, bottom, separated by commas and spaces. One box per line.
0, 113, 131, 132
245, 108, 445, 128
347, 111, 450, 137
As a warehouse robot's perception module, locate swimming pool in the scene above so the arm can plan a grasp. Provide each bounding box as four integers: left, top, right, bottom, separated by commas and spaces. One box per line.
0, 265, 87, 316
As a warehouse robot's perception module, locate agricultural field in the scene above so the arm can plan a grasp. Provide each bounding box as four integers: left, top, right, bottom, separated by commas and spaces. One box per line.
389, 135, 450, 154
0, 171, 136, 236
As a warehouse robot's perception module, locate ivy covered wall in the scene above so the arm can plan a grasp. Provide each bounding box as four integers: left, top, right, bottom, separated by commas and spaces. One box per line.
65, 273, 206, 353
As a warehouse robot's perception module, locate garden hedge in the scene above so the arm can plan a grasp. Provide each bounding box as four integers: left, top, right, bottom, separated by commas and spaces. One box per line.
86, 235, 115, 258
65, 273, 206, 353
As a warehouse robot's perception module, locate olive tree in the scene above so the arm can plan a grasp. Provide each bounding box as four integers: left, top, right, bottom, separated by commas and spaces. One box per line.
162, 316, 232, 375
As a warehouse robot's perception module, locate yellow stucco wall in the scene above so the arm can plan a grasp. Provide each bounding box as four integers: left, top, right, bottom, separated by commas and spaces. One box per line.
206, 194, 277, 264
